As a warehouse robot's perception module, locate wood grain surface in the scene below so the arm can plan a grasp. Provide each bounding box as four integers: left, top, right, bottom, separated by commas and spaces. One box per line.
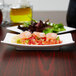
0, 11, 76, 76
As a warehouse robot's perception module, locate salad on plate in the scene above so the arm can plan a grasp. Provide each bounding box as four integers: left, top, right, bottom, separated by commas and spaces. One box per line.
18, 19, 66, 34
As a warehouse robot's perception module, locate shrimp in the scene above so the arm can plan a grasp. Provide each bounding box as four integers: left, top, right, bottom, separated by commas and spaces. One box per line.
33, 32, 46, 38
46, 33, 57, 41
19, 31, 32, 39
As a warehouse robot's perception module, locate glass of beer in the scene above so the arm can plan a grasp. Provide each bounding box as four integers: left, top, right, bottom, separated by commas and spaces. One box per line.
10, 4, 32, 23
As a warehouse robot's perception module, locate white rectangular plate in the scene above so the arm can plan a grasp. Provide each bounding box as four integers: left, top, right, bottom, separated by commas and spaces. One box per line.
7, 26, 76, 34
1, 33, 75, 50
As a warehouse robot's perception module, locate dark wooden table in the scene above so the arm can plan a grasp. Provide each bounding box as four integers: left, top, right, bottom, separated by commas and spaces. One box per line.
0, 11, 76, 76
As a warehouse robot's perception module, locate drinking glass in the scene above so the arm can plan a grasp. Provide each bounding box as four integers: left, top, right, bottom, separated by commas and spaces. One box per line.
0, 0, 11, 26
10, 4, 32, 23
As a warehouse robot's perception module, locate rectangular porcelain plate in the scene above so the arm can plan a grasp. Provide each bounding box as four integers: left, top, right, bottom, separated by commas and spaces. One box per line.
7, 26, 76, 34
1, 33, 75, 50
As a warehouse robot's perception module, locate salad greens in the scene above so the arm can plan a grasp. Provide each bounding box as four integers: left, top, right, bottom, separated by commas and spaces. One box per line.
43, 23, 66, 34
18, 19, 66, 34
32, 18, 37, 23
23, 19, 37, 27
23, 22, 31, 27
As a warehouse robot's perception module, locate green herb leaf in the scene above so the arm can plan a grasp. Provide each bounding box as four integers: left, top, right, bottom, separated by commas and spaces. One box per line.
32, 18, 37, 23
25, 39, 29, 44
23, 22, 31, 27
57, 24, 64, 28
56, 36, 60, 40
43, 28, 53, 34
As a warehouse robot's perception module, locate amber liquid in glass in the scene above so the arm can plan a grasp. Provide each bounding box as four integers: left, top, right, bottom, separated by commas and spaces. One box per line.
10, 7, 32, 23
